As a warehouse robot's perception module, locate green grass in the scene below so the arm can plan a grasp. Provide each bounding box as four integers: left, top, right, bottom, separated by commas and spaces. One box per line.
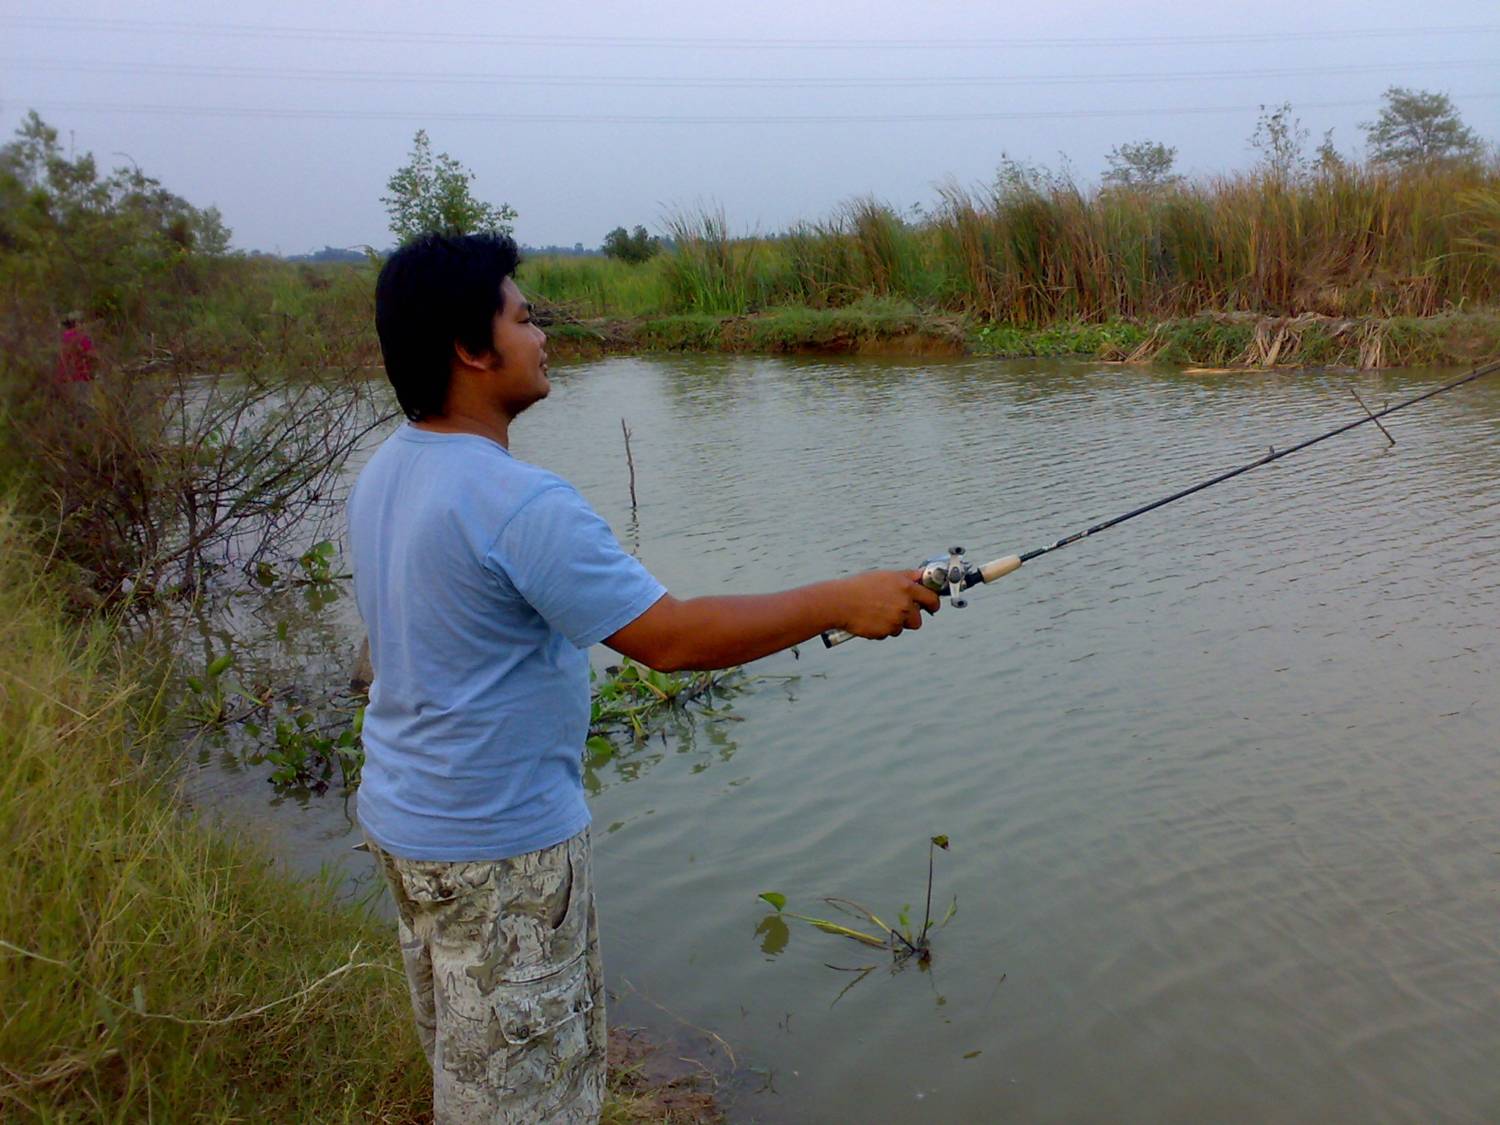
972, 319, 1153, 358
522, 254, 672, 318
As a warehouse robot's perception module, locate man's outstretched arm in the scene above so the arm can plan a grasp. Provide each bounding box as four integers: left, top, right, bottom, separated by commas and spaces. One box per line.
604, 569, 940, 672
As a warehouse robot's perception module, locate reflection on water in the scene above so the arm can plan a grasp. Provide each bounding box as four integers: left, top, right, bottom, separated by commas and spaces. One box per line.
181, 355, 1500, 1123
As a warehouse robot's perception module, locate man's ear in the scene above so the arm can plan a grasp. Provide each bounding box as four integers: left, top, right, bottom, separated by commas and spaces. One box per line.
453, 339, 497, 371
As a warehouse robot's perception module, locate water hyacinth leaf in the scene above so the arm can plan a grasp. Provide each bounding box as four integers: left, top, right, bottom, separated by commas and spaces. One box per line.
758, 891, 787, 912
206, 653, 233, 678
185, 676, 204, 694
585, 735, 615, 764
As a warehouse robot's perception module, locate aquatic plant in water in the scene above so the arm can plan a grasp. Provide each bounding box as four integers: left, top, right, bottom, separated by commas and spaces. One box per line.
758, 835, 958, 981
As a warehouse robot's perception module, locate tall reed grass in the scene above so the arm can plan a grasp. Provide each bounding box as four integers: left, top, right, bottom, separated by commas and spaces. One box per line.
522, 253, 672, 318
658, 207, 776, 314
527, 163, 1500, 324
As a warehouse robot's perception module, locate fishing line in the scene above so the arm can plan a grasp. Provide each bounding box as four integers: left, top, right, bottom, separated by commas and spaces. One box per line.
823, 357, 1500, 647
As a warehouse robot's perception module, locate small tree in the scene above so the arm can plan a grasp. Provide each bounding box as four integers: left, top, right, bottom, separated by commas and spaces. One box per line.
1363, 87, 1481, 167
1102, 140, 1179, 189
600, 225, 660, 264
1249, 102, 1309, 181
380, 129, 516, 244
191, 205, 233, 256
1314, 128, 1347, 175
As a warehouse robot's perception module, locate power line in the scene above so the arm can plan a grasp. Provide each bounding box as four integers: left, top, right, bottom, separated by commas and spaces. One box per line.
10, 57, 1496, 90
15, 93, 1500, 126
5, 14, 1500, 50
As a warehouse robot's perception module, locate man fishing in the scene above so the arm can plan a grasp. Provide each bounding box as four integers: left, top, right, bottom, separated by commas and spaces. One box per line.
348, 230, 939, 1123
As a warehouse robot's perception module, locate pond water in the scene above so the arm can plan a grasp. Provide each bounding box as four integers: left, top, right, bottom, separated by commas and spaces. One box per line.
183, 354, 1500, 1123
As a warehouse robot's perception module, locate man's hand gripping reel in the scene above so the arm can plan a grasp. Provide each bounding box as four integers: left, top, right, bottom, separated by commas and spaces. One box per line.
821, 546, 1023, 648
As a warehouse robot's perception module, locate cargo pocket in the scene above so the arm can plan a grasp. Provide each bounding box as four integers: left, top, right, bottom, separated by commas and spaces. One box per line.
495, 952, 594, 1050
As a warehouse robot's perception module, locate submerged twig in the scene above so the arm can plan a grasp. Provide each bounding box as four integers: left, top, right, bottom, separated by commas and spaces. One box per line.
621, 417, 638, 511
1349, 386, 1397, 446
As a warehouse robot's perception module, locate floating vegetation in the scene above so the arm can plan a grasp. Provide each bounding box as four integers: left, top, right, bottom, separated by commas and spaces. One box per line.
586, 659, 745, 764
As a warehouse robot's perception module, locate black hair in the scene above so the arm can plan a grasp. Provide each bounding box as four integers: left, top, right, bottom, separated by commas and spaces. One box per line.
374, 231, 522, 421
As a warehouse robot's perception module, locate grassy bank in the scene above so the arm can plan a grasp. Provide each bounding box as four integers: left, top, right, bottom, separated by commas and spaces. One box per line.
0, 510, 429, 1120
970, 309, 1500, 368
540, 304, 1500, 369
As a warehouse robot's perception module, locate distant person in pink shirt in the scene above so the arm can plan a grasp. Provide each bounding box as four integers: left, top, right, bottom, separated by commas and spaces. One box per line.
56, 314, 96, 384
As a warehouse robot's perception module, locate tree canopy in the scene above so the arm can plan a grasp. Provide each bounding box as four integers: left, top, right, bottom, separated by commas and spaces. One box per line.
600, 225, 660, 264
1363, 87, 1482, 167
380, 130, 516, 244
1102, 140, 1179, 189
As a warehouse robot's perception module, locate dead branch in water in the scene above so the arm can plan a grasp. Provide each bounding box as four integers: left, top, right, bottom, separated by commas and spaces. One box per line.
621, 417, 638, 511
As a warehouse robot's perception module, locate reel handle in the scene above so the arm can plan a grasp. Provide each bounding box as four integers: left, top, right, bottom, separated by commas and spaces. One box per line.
819, 552, 1022, 648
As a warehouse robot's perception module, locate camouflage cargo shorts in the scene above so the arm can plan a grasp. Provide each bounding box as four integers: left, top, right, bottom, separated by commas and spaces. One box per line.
366, 829, 605, 1124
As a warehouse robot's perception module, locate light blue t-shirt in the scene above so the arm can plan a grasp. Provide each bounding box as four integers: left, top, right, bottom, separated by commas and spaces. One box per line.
347, 425, 666, 861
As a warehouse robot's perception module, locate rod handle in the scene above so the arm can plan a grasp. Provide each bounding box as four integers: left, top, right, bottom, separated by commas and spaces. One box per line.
978, 554, 1022, 583
822, 628, 856, 648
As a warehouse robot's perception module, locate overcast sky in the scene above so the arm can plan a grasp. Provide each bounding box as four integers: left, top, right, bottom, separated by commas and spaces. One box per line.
5, 1, 1497, 254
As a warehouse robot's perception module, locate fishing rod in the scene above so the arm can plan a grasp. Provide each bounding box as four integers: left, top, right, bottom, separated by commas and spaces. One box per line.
823, 357, 1500, 647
